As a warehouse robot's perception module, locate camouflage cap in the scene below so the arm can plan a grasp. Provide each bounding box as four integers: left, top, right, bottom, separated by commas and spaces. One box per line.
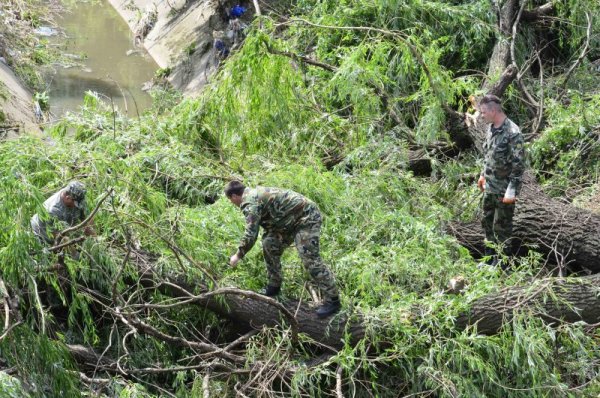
66, 180, 86, 208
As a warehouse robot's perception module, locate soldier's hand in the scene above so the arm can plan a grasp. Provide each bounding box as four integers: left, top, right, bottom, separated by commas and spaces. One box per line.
477, 176, 485, 192
84, 226, 96, 236
230, 253, 241, 268
501, 196, 516, 204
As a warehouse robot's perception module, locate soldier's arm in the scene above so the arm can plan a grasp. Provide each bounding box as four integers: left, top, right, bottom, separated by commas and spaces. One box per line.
237, 202, 261, 258
506, 131, 526, 198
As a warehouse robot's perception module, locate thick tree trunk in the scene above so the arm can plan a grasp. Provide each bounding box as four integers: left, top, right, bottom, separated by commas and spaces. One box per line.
485, 0, 518, 89
449, 173, 600, 273
202, 295, 365, 349
455, 274, 600, 334
464, 134, 600, 270
135, 259, 365, 349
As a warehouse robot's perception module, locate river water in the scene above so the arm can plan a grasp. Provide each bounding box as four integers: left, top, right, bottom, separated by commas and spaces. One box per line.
47, 0, 159, 116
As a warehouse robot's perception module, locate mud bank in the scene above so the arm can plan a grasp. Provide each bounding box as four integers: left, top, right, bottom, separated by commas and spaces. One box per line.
0, 62, 38, 136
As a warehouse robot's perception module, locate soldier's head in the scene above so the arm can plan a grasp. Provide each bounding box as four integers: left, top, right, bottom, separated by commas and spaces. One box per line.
224, 180, 245, 207
479, 94, 504, 124
61, 180, 86, 209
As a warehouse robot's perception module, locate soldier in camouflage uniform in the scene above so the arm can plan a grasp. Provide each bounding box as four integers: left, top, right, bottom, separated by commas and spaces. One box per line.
31, 181, 92, 245
225, 180, 341, 318
477, 94, 526, 268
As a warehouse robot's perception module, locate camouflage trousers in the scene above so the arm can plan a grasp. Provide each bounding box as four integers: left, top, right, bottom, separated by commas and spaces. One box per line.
482, 192, 515, 255
262, 205, 339, 302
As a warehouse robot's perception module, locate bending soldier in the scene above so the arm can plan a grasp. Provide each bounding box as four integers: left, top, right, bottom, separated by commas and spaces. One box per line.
477, 95, 526, 268
225, 180, 341, 318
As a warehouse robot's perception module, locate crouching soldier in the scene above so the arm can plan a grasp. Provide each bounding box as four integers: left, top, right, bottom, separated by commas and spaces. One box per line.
31, 181, 94, 248
225, 180, 341, 318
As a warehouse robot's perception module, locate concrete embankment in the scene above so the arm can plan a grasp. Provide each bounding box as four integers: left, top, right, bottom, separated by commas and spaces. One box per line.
107, 0, 230, 95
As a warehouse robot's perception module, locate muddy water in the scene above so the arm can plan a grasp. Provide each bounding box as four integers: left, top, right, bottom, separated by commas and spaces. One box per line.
48, 0, 158, 116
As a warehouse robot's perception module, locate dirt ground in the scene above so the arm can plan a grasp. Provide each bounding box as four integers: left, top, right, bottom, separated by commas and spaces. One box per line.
0, 62, 39, 136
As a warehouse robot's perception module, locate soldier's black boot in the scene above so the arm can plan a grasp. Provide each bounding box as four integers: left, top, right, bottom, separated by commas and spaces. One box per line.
484, 247, 497, 265
261, 285, 281, 297
316, 297, 341, 318
477, 247, 497, 268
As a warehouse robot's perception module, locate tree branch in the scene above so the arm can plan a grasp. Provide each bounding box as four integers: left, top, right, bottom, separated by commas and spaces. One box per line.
54, 188, 113, 245
556, 12, 592, 103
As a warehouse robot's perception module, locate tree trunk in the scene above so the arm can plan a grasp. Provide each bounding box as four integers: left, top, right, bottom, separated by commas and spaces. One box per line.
449, 173, 600, 273
455, 274, 600, 334
202, 295, 365, 349
135, 259, 365, 349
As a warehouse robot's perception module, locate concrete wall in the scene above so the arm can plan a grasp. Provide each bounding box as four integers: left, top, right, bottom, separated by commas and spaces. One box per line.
107, 0, 227, 96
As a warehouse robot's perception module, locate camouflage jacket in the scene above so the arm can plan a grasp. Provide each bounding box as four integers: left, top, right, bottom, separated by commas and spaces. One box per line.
481, 117, 526, 196
237, 187, 313, 257
30, 189, 86, 244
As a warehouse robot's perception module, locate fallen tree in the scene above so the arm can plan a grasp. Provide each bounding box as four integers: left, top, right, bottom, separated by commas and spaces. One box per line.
448, 173, 600, 273
456, 273, 600, 335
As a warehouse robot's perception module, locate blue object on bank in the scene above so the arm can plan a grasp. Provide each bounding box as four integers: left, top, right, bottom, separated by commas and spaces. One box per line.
230, 5, 247, 18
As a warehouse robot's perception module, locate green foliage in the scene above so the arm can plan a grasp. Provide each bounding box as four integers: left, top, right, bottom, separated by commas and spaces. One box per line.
0, 327, 78, 396
530, 94, 600, 195
0, 372, 31, 398
154, 67, 172, 79
2, 0, 600, 396
33, 91, 49, 112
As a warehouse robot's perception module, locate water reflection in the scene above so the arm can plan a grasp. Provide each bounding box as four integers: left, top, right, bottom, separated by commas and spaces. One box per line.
48, 0, 159, 116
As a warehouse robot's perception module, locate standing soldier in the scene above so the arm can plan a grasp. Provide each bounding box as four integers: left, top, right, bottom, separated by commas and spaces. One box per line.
225, 180, 341, 318
477, 94, 526, 268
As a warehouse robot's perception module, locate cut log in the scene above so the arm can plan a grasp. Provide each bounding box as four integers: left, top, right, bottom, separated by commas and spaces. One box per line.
455, 273, 600, 334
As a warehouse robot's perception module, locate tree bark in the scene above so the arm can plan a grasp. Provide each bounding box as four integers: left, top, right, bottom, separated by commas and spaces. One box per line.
202, 294, 365, 349
455, 274, 600, 334
485, 0, 519, 91
135, 258, 365, 349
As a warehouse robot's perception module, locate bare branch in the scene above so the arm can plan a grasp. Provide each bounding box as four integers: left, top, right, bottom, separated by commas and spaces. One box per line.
29, 275, 45, 335
251, 0, 262, 16
263, 42, 336, 72
203, 370, 211, 398
48, 236, 86, 252
335, 365, 343, 398
0, 321, 22, 342
556, 12, 592, 102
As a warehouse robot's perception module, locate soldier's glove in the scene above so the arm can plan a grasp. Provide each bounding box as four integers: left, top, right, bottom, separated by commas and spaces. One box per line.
477, 176, 485, 192
502, 186, 516, 204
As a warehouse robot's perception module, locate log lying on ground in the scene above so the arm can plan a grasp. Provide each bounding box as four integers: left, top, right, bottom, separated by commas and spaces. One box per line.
448, 173, 600, 273
139, 259, 600, 348
135, 258, 366, 349
455, 273, 600, 334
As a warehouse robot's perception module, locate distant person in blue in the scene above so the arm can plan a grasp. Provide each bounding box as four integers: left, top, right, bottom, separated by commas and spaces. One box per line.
229, 5, 247, 19
213, 4, 248, 62
228, 4, 247, 45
